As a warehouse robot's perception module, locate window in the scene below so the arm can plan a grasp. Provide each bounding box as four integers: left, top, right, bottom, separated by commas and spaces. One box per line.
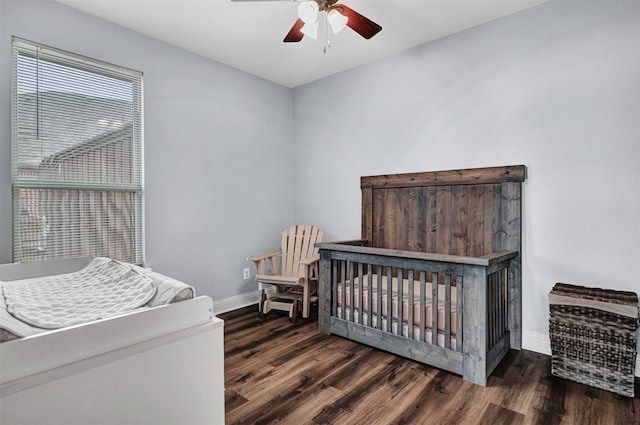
11, 37, 143, 264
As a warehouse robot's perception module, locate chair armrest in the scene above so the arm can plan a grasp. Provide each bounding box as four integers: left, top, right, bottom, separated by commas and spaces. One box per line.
299, 253, 320, 266
247, 250, 281, 263
247, 250, 281, 276
299, 253, 321, 280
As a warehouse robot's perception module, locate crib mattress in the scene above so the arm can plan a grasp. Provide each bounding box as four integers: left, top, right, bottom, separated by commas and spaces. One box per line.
0, 258, 195, 342
336, 274, 457, 328
335, 274, 458, 348
335, 307, 458, 350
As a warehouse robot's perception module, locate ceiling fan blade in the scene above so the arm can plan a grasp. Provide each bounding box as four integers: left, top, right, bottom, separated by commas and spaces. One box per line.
284, 18, 305, 42
338, 4, 382, 39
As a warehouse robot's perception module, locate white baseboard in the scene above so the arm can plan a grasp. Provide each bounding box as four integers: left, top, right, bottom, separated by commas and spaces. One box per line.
212, 291, 260, 315
523, 330, 640, 378
522, 330, 552, 356
212, 288, 275, 315
213, 295, 640, 378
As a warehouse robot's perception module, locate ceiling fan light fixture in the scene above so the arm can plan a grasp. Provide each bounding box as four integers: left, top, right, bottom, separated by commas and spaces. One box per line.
327, 9, 348, 34
300, 21, 319, 39
298, 1, 319, 24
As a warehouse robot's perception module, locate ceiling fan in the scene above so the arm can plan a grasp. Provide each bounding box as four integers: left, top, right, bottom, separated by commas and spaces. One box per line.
231, 0, 382, 43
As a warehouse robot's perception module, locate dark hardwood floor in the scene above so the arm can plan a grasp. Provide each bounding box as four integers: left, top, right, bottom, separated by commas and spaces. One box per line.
221, 306, 640, 425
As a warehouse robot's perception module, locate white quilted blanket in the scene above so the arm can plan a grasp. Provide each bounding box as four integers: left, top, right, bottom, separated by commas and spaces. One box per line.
2, 258, 156, 329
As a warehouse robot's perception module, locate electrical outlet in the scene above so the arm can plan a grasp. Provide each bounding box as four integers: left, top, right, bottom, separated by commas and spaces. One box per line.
243, 267, 251, 280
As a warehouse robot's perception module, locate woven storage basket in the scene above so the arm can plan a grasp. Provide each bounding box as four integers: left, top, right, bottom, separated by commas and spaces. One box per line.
549, 282, 639, 397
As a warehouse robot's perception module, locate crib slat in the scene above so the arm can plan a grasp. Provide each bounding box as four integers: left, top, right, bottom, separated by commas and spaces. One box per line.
376, 265, 382, 330
349, 262, 355, 323
495, 271, 500, 344
498, 271, 503, 341
397, 268, 403, 336
495, 272, 500, 346
500, 268, 506, 339
408, 270, 414, 340
387, 272, 393, 333
503, 269, 508, 338
503, 268, 508, 338
331, 260, 344, 317
496, 270, 502, 343
431, 272, 438, 345
357, 262, 364, 325
444, 274, 451, 349
488, 272, 493, 347
420, 271, 426, 343
496, 271, 502, 343
498, 270, 503, 341
456, 275, 463, 352
366, 265, 373, 328
491, 272, 497, 347
340, 261, 346, 320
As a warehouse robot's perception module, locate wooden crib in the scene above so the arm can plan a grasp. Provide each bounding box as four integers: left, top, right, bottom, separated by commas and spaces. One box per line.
317, 165, 526, 386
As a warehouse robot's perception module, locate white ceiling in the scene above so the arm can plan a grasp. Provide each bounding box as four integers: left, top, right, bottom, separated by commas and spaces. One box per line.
55, 0, 547, 88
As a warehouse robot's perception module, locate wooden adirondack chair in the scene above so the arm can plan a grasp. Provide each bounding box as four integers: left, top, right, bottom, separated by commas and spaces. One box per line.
248, 225, 323, 322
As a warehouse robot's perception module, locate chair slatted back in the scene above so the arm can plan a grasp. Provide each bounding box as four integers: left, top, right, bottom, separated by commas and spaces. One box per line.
281, 224, 323, 277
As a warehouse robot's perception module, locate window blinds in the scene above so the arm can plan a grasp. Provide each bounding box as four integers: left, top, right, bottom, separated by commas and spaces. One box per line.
11, 37, 144, 264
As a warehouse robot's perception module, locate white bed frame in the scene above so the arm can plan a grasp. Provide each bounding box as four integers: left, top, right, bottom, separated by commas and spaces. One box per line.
0, 257, 225, 425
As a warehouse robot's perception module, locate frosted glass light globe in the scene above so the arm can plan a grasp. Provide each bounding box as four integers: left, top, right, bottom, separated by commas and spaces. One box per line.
298, 1, 319, 24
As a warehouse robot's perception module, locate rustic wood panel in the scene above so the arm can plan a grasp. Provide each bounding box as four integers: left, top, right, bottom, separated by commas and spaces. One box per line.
361, 187, 373, 243
435, 185, 453, 254
365, 176, 516, 258
450, 185, 468, 255
361, 164, 525, 188
483, 183, 500, 255
467, 184, 486, 257
424, 185, 438, 253
409, 188, 427, 251
222, 307, 639, 425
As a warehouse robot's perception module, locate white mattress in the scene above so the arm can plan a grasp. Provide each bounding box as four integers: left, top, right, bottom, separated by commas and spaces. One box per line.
336, 274, 458, 329
0, 258, 195, 342
335, 273, 458, 349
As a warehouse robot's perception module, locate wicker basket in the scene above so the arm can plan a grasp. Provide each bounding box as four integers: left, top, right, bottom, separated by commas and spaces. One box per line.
548, 282, 639, 397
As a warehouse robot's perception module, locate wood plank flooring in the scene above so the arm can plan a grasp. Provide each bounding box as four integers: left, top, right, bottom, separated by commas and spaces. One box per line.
221, 307, 640, 425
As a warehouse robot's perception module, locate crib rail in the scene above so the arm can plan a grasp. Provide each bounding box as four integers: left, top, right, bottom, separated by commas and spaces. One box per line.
330, 253, 464, 350
317, 241, 519, 385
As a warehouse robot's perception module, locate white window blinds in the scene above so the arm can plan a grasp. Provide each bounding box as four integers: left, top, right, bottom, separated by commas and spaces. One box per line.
11, 37, 144, 264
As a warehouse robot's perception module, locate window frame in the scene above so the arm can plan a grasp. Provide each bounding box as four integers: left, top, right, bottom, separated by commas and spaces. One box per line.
11, 37, 144, 264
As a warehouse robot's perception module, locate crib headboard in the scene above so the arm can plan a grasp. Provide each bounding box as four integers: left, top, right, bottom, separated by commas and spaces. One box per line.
360, 165, 526, 257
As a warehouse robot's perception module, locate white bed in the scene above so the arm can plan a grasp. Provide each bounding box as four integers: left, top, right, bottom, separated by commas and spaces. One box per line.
0, 257, 225, 425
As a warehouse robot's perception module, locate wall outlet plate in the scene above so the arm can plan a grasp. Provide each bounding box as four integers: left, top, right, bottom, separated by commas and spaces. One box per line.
243, 267, 251, 280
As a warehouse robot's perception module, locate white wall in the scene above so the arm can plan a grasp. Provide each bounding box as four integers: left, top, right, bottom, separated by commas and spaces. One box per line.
0, 0, 294, 300
292, 0, 640, 343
